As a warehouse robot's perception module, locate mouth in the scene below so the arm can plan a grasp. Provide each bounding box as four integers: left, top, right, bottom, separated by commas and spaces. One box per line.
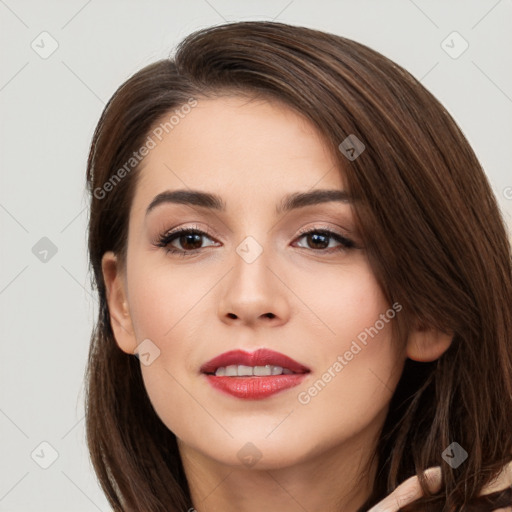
200, 349, 310, 400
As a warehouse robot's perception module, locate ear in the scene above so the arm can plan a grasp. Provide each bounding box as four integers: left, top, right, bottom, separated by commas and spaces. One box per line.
406, 324, 453, 362
101, 251, 137, 355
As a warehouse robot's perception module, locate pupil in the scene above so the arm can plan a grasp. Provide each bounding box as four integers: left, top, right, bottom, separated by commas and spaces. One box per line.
181, 233, 202, 250
309, 233, 328, 249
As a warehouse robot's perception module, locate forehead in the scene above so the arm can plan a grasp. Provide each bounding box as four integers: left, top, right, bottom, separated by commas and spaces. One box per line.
132, 95, 346, 213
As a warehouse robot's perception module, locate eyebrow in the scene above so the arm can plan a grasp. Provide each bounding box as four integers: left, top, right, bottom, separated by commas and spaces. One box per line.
145, 188, 352, 216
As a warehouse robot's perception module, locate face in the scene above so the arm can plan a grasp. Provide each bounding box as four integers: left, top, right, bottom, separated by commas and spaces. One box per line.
106, 95, 408, 471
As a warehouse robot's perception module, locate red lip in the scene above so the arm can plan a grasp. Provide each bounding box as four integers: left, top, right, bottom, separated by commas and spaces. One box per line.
200, 349, 310, 400
200, 349, 310, 375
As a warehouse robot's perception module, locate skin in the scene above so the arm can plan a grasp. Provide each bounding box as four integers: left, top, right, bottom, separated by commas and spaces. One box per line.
368, 463, 512, 512
102, 95, 453, 512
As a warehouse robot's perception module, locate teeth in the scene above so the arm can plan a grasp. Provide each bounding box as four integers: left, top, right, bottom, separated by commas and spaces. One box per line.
214, 365, 295, 377
238, 365, 253, 376
225, 365, 238, 377
257, 365, 281, 376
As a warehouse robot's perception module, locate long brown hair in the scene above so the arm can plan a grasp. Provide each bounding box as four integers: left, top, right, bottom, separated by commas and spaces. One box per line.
85, 21, 512, 511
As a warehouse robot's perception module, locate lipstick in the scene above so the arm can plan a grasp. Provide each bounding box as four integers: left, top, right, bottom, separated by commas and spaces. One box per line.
200, 349, 310, 400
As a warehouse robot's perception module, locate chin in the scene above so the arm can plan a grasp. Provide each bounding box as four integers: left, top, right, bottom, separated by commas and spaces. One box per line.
200, 434, 318, 471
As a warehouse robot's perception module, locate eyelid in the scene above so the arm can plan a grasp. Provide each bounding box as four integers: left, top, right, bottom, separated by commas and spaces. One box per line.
296, 224, 347, 237
156, 223, 220, 244
156, 222, 351, 243
297, 221, 357, 240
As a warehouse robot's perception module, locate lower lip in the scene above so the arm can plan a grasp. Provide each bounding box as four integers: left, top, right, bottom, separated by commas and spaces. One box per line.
204, 374, 308, 399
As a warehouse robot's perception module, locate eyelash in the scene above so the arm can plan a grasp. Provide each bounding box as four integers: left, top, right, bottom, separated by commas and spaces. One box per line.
155, 225, 356, 257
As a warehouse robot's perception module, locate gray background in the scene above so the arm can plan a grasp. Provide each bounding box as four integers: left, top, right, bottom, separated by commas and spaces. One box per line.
1, 1, 511, 510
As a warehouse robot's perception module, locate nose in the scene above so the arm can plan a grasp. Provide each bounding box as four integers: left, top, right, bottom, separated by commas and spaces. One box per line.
217, 241, 290, 328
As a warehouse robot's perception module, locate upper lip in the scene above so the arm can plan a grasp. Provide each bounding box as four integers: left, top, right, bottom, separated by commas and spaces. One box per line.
200, 349, 310, 375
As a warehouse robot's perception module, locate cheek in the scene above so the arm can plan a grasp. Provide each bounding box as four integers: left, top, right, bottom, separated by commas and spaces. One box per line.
126, 255, 215, 346
293, 261, 393, 346
293, 323, 401, 455
125, 257, 219, 438
293, 264, 403, 429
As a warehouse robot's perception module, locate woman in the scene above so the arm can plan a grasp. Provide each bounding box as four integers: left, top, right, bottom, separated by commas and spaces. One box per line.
84, 21, 512, 511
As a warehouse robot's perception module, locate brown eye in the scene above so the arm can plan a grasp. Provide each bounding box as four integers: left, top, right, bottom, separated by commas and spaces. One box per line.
294, 228, 355, 252
175, 232, 203, 251
157, 228, 218, 255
